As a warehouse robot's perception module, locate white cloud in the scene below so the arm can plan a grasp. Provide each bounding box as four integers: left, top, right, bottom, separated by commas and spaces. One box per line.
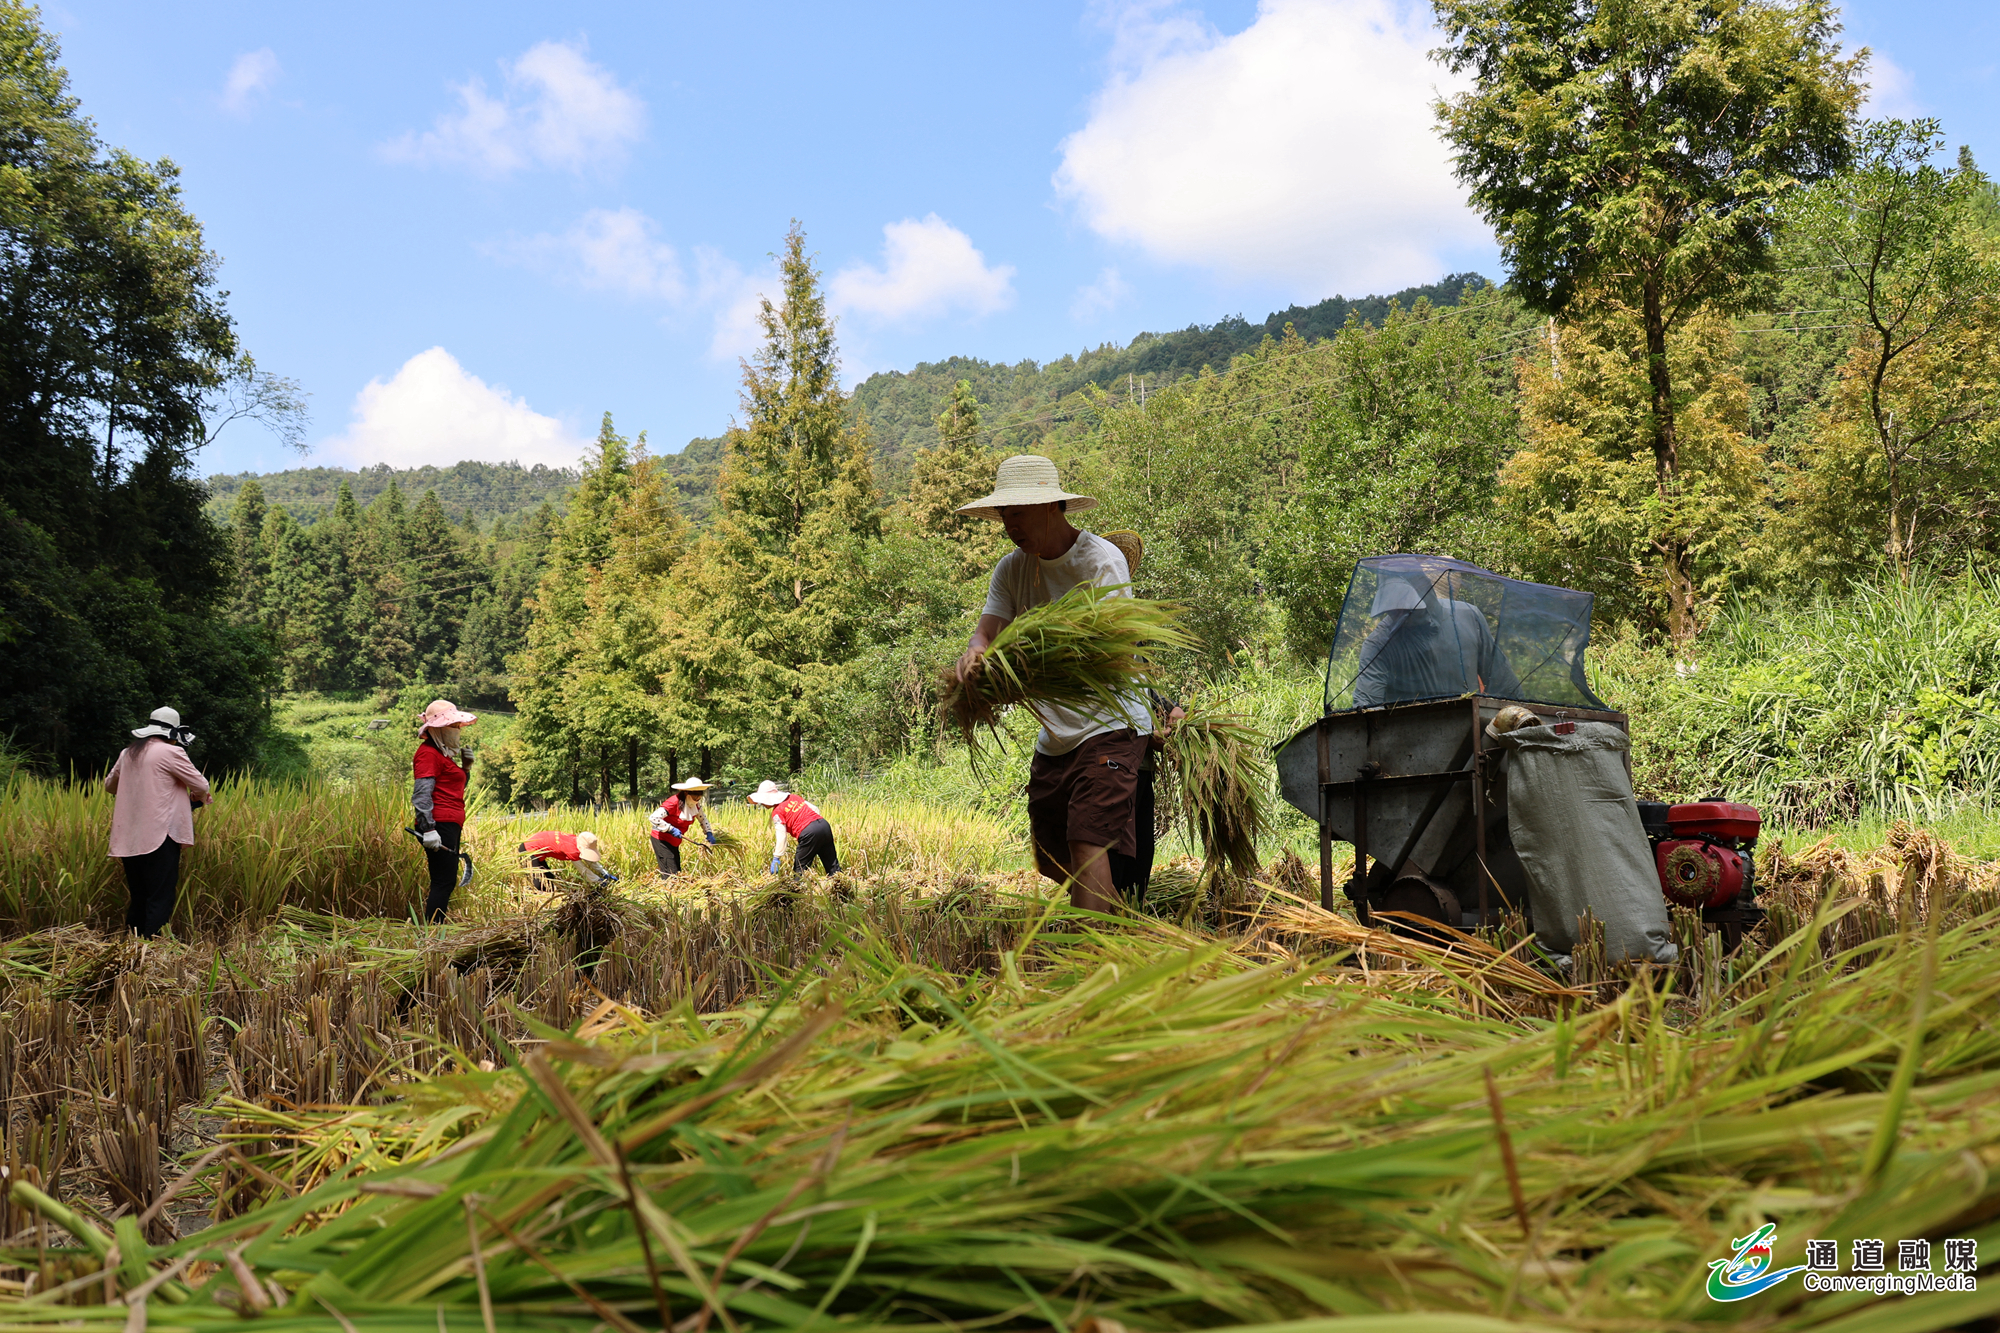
383, 40, 644, 176
492, 206, 687, 300
487, 207, 771, 360
1072, 266, 1132, 321
220, 48, 280, 115
1863, 52, 1922, 118
1054, 0, 1487, 293
830, 215, 1016, 324
317, 348, 588, 469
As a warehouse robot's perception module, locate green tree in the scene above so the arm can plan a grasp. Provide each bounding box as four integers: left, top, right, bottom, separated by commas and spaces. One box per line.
1506, 306, 1764, 628
699, 223, 880, 776
902, 379, 1006, 582
1432, 0, 1860, 638
225, 479, 268, 628
1773, 120, 2000, 580
509, 417, 635, 801
0, 2, 272, 770
1260, 299, 1521, 661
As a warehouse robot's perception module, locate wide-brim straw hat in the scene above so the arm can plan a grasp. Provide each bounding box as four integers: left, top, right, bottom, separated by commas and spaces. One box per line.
1101, 530, 1143, 576
747, 779, 790, 807
670, 778, 712, 793
575, 832, 603, 863
417, 699, 478, 734
955, 455, 1096, 520
132, 706, 181, 740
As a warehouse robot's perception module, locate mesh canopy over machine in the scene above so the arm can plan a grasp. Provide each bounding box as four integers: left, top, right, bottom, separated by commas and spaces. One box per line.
1323, 554, 1608, 714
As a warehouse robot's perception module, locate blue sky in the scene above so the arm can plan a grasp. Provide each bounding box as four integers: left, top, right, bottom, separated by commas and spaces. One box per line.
46, 0, 1999, 476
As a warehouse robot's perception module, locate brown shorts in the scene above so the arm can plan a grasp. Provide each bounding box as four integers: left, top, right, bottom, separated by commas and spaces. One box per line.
1027, 729, 1145, 877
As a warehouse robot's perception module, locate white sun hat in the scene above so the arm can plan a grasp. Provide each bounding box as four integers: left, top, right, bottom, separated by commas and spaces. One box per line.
747, 779, 790, 807
670, 777, 712, 792
954, 455, 1097, 520
131, 706, 182, 740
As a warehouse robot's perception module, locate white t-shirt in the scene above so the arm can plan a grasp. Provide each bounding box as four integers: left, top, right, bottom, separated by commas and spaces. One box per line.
981, 530, 1150, 755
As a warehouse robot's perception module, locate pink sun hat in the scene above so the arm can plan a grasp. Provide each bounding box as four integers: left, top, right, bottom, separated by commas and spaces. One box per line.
417, 698, 478, 734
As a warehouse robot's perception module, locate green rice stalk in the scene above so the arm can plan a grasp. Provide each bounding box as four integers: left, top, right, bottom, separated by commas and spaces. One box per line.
938, 585, 1196, 753
1162, 706, 1271, 881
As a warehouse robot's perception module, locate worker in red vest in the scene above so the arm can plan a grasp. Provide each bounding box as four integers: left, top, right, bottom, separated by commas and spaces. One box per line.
413, 699, 476, 922
746, 780, 840, 876
648, 778, 716, 878
520, 830, 606, 886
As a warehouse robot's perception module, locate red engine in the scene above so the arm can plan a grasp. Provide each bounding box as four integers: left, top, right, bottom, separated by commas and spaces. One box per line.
1639, 800, 1759, 910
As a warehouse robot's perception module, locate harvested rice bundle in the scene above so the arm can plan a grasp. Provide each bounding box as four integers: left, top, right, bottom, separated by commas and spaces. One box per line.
1163, 705, 1271, 881
939, 583, 1195, 750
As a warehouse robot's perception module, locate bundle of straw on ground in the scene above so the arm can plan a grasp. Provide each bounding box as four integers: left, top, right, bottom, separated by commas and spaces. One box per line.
1160, 705, 1272, 881
17, 891, 2000, 1332
938, 585, 1195, 751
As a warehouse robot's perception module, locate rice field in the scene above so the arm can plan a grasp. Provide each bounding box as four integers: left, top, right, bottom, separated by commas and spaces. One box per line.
0, 777, 1023, 933
2, 766, 1999, 1331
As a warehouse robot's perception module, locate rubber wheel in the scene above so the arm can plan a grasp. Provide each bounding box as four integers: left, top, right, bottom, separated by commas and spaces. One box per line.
1376, 873, 1460, 941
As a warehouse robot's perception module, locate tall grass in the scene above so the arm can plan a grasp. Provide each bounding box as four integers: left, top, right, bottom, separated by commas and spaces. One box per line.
1596, 570, 2000, 821
0, 776, 424, 931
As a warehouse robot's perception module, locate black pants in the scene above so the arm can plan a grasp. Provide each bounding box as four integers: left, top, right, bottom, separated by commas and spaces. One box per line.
652, 838, 682, 877
1110, 766, 1158, 898
121, 836, 183, 938
521, 844, 560, 886
423, 821, 462, 923
793, 818, 840, 875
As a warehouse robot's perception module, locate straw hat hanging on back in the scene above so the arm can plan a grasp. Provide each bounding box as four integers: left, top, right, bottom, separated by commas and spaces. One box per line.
1100, 530, 1143, 577
954, 455, 1097, 520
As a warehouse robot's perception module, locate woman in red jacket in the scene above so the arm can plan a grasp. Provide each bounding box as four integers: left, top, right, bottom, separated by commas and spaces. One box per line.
412, 699, 476, 922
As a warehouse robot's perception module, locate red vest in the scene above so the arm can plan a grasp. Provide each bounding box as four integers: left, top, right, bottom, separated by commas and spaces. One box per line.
772, 793, 821, 838
412, 740, 466, 824
653, 795, 695, 845
523, 831, 580, 860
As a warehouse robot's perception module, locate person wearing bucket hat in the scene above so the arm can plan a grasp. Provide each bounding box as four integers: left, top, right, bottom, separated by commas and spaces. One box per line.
952, 456, 1147, 912
648, 778, 717, 878
103, 707, 212, 937
412, 699, 477, 922
748, 780, 840, 876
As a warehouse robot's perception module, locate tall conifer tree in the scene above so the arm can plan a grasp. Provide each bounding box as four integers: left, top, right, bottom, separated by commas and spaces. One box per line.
697, 223, 879, 775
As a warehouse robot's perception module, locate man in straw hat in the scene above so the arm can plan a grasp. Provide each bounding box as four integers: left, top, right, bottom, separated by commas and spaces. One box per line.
649, 778, 717, 878
953, 455, 1146, 913
747, 780, 840, 876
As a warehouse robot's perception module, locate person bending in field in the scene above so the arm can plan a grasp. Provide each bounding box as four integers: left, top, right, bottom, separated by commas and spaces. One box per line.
747, 781, 840, 876
952, 455, 1145, 914
649, 778, 716, 878
520, 830, 608, 886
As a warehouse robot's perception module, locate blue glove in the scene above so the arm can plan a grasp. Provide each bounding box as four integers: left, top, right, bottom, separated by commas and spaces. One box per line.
769, 857, 783, 875
706, 831, 717, 846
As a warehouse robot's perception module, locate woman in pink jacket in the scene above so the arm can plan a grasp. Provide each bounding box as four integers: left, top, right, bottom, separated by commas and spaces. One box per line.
103, 706, 212, 937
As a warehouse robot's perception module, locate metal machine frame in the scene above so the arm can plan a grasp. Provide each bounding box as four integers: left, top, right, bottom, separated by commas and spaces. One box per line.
1289, 695, 1629, 927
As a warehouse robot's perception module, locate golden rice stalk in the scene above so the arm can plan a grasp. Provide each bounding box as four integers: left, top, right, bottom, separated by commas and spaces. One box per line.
1162, 706, 1271, 881
939, 585, 1195, 751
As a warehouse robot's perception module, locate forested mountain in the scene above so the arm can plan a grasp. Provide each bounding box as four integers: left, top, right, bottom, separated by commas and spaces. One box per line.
651, 273, 1487, 517
206, 460, 574, 527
